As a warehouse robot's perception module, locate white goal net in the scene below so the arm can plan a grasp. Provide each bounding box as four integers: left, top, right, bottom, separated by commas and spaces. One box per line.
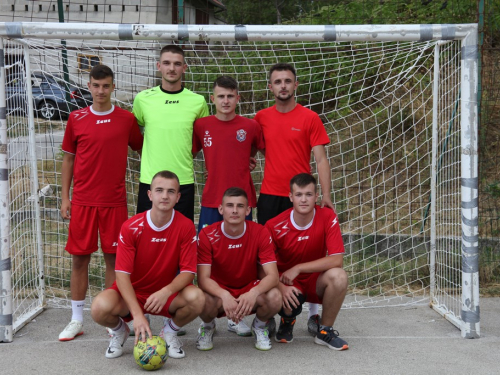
0, 23, 479, 341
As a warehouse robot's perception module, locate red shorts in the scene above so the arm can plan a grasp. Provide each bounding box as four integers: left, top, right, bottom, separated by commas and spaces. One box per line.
217, 280, 260, 318
65, 204, 128, 255
109, 282, 185, 321
289, 273, 322, 304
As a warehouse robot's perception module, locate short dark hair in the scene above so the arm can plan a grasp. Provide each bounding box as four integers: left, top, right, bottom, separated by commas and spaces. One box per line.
269, 63, 296, 81
213, 76, 238, 91
290, 173, 317, 193
151, 170, 180, 187
222, 187, 248, 203
160, 45, 185, 61
89, 64, 114, 82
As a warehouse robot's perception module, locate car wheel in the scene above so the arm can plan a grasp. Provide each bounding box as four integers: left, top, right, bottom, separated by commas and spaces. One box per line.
37, 100, 58, 120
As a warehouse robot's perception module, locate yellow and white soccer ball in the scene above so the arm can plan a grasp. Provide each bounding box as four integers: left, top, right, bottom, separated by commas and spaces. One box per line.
133, 335, 168, 371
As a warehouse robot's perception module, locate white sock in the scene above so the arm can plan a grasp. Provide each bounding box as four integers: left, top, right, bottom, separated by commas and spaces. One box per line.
111, 318, 124, 332
308, 303, 319, 318
163, 318, 181, 333
253, 317, 267, 329
71, 300, 85, 322
203, 320, 215, 329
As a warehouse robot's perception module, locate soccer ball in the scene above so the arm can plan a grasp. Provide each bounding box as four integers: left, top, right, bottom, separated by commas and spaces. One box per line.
133, 336, 168, 371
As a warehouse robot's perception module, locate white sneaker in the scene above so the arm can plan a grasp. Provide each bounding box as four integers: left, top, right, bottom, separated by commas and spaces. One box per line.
163, 330, 186, 359
105, 321, 130, 359
251, 320, 272, 351
227, 319, 252, 337
159, 316, 186, 337
196, 323, 215, 351
128, 314, 151, 336
59, 320, 83, 341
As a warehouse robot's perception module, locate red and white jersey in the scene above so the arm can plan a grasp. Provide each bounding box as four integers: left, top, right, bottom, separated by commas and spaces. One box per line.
115, 210, 197, 295
62, 105, 143, 207
265, 206, 344, 276
254, 104, 330, 197
192, 115, 265, 208
198, 220, 276, 289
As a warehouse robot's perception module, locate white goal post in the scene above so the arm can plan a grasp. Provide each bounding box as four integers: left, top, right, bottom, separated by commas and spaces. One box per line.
0, 23, 479, 342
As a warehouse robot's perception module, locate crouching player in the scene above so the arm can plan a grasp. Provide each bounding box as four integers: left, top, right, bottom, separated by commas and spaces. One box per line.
196, 188, 281, 351
266, 173, 349, 350
91, 171, 204, 359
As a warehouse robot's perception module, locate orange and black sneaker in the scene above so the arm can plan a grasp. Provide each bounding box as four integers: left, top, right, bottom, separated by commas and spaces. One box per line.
314, 326, 349, 350
307, 314, 320, 336
275, 317, 295, 343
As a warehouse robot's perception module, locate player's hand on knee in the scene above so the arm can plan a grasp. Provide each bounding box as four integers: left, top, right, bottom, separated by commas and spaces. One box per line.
221, 295, 239, 323
235, 289, 258, 319
144, 290, 169, 314
280, 267, 300, 285
282, 285, 301, 310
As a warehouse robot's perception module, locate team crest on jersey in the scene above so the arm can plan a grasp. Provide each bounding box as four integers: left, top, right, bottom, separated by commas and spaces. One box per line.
236, 129, 247, 142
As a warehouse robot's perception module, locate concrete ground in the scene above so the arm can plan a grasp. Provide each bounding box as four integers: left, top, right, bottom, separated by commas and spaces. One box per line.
1, 298, 499, 375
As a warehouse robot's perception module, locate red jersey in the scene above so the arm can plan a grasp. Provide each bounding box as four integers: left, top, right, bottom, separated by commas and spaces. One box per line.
197, 220, 276, 289
254, 104, 330, 197
193, 115, 264, 208
62, 105, 143, 207
265, 206, 344, 278
115, 210, 197, 295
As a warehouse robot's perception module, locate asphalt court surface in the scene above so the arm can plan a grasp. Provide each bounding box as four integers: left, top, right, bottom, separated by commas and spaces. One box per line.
1, 298, 499, 374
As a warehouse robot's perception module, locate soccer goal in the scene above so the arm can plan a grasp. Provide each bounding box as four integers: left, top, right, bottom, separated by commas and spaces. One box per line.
0, 23, 479, 342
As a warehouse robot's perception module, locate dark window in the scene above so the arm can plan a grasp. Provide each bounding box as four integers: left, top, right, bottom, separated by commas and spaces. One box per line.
78, 54, 101, 71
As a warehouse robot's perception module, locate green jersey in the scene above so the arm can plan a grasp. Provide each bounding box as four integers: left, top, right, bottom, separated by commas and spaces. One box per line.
133, 86, 209, 185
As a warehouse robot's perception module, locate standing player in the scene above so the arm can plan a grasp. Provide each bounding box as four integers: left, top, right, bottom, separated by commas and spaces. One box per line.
58, 65, 143, 341
193, 76, 265, 336
255, 62, 334, 327
91, 171, 204, 359
133, 44, 209, 221
266, 173, 348, 351
193, 76, 264, 233
196, 188, 281, 351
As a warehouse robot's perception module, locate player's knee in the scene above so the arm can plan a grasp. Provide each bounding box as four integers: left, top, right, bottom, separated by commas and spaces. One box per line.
325, 268, 348, 291
266, 288, 282, 312
183, 286, 205, 312
279, 293, 305, 318
90, 293, 110, 323
72, 254, 91, 270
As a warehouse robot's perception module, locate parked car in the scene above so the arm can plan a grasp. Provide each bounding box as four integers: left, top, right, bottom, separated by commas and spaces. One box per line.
5, 72, 93, 120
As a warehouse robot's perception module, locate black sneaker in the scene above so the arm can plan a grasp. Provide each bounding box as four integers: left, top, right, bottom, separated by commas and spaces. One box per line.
307, 314, 320, 336
275, 317, 295, 343
314, 327, 349, 351
267, 317, 276, 338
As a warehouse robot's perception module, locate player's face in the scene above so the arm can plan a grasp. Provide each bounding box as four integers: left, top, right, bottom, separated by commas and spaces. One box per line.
211, 86, 239, 116
219, 195, 251, 225
157, 52, 186, 85
148, 177, 180, 212
268, 70, 298, 102
289, 183, 318, 215
87, 76, 115, 106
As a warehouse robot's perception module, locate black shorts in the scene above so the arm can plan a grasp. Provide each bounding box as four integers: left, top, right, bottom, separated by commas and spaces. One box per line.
136, 182, 195, 222
257, 193, 293, 225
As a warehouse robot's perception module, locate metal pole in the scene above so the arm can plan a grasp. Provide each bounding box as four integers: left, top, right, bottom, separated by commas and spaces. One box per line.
23, 44, 46, 312
0, 37, 13, 343
429, 43, 440, 307
57, 0, 71, 105
460, 27, 480, 339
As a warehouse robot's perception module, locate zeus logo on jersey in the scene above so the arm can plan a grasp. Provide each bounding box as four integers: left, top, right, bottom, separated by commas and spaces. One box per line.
228, 244, 242, 249
151, 238, 167, 242
298, 236, 309, 241
165, 100, 180, 104
96, 119, 111, 124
